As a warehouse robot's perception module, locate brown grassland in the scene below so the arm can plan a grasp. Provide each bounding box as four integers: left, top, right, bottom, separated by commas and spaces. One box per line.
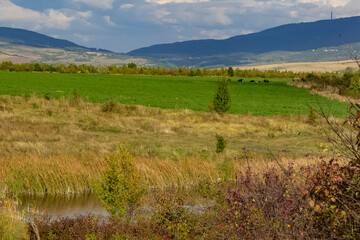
0, 94, 333, 195
236, 59, 359, 73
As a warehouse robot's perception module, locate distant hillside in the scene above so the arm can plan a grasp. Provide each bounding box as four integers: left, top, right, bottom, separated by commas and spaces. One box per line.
0, 42, 174, 68
128, 16, 360, 67
0, 27, 112, 52
0, 27, 174, 68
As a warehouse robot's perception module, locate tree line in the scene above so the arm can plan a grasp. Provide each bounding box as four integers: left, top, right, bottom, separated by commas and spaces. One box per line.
0, 61, 303, 78
300, 67, 360, 98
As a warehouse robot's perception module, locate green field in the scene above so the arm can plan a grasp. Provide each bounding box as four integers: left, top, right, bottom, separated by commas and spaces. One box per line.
0, 71, 348, 116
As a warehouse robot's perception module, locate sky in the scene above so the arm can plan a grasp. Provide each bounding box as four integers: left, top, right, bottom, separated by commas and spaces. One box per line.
0, 0, 359, 53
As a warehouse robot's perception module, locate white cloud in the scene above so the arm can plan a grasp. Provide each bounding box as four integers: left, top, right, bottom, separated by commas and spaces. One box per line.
76, 10, 92, 18
146, 0, 209, 4
205, 7, 232, 25
0, 0, 91, 30
74, 33, 90, 42
72, 0, 115, 9
240, 29, 254, 35
289, 10, 298, 18
103, 15, 116, 26
120, 4, 135, 9
140, 3, 233, 26
297, 0, 350, 7
200, 29, 229, 39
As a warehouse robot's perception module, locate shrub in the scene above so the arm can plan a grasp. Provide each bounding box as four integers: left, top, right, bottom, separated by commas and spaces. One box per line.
213, 78, 231, 113
96, 65, 110, 74
95, 144, 145, 218
70, 89, 82, 106
215, 134, 227, 153
348, 74, 360, 97
127, 63, 137, 69
218, 164, 314, 239
101, 101, 118, 113
306, 107, 317, 125
155, 195, 192, 239
305, 160, 360, 239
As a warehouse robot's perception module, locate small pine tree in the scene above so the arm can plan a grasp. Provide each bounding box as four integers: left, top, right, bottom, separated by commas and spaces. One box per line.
213, 78, 232, 113
227, 67, 234, 77
216, 134, 227, 153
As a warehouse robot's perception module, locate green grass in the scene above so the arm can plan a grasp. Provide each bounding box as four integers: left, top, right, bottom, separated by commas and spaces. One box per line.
0, 71, 348, 116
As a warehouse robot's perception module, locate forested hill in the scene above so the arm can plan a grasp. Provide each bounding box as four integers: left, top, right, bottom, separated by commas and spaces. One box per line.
0, 27, 110, 52
128, 16, 360, 57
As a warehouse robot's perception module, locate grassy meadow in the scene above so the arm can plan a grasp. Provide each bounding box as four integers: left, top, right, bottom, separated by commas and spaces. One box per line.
0, 71, 348, 116
0, 92, 337, 195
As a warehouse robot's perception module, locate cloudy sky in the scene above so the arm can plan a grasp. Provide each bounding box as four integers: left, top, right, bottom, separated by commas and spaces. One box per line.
0, 0, 359, 52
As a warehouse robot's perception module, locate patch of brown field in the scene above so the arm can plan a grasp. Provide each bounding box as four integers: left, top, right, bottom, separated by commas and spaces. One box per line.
0, 94, 336, 194
0, 54, 10, 59
235, 60, 358, 73
0, 56, 33, 64
0, 95, 328, 159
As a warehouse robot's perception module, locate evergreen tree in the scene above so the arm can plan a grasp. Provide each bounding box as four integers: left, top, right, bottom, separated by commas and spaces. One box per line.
213, 78, 232, 113
227, 67, 234, 77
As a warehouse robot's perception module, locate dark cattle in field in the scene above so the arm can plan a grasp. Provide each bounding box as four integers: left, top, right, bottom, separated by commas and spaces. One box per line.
256, 81, 260, 83
264, 79, 269, 83
250, 80, 255, 82
238, 79, 243, 83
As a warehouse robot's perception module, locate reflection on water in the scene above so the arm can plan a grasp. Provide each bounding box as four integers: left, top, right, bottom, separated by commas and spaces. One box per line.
18, 193, 109, 220
17, 193, 211, 221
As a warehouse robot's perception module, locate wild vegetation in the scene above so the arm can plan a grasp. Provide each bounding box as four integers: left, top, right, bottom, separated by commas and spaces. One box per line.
23, 104, 359, 239
0, 68, 359, 238
25, 154, 360, 239
290, 68, 360, 100
0, 193, 29, 240
0, 94, 329, 195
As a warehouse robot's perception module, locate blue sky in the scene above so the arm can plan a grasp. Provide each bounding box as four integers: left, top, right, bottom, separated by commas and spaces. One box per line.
0, 0, 359, 52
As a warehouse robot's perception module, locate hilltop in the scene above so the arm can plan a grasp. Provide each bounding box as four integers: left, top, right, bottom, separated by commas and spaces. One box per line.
128, 16, 360, 68
0, 27, 174, 68
0, 27, 109, 52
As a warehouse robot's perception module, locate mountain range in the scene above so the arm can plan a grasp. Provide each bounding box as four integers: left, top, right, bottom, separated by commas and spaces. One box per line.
0, 27, 110, 53
1, 16, 360, 68
0, 27, 174, 68
128, 16, 360, 68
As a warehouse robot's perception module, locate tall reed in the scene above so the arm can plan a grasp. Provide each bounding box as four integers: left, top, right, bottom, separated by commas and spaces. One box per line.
0, 193, 29, 239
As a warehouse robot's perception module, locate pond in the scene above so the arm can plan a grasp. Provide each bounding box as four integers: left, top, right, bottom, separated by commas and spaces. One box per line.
18, 193, 109, 220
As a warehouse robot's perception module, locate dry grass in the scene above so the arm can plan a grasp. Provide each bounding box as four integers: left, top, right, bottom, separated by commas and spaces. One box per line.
0, 153, 219, 194
0, 153, 326, 195
235, 59, 358, 73
0, 95, 327, 158
288, 80, 360, 104
0, 94, 334, 194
